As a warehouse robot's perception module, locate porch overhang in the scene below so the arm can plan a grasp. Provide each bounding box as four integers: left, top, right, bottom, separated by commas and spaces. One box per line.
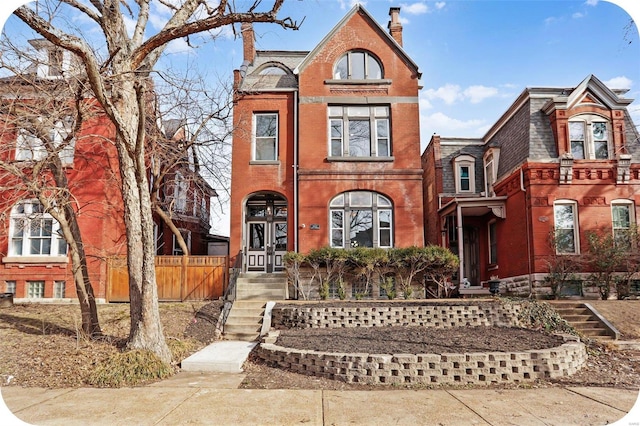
438, 196, 507, 286
438, 196, 507, 218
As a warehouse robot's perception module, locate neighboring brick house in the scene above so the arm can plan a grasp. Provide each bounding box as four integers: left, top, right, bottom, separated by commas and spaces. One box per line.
230, 5, 424, 273
0, 40, 216, 302
422, 74, 640, 297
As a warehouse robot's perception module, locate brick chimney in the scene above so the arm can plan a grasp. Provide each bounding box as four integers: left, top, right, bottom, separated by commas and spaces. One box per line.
241, 22, 255, 64
388, 7, 403, 47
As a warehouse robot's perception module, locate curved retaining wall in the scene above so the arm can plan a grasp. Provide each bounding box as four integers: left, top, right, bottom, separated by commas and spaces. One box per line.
260, 301, 587, 385
257, 332, 587, 385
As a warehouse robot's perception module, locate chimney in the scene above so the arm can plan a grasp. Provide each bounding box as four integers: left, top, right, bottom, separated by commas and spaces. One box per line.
241, 22, 255, 64
388, 7, 403, 47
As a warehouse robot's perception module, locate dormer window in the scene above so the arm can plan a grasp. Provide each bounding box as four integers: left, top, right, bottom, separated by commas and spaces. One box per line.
334, 51, 383, 80
453, 155, 476, 193
258, 66, 288, 76
568, 115, 610, 160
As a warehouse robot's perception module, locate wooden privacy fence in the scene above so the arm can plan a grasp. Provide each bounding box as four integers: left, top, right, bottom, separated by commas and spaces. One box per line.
107, 256, 228, 302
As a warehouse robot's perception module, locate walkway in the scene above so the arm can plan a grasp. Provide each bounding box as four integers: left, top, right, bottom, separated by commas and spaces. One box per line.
2, 372, 639, 425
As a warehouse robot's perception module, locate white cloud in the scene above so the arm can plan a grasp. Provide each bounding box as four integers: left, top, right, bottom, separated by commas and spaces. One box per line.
435, 2, 446, 10
400, 2, 429, 15
423, 84, 462, 105
585, 0, 599, 6
572, 12, 585, 19
420, 112, 486, 142
463, 85, 499, 104
604, 76, 633, 90
165, 38, 193, 55
423, 83, 500, 105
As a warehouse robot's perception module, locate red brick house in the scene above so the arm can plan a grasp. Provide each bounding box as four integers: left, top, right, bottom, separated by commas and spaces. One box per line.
230, 5, 424, 273
0, 40, 216, 302
422, 74, 640, 297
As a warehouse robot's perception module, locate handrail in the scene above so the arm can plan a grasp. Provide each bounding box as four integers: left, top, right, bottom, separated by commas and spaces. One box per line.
221, 250, 243, 328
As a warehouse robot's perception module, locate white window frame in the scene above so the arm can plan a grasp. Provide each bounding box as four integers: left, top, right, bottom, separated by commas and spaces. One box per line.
172, 229, 191, 255
329, 191, 393, 249
483, 148, 499, 196
15, 118, 76, 165
252, 112, 278, 162
54, 281, 66, 298
9, 200, 68, 259
328, 106, 390, 158
5, 281, 16, 294
611, 200, 635, 248
454, 155, 476, 193
568, 115, 610, 160
27, 281, 45, 298
553, 200, 580, 254
173, 172, 188, 213
333, 50, 383, 80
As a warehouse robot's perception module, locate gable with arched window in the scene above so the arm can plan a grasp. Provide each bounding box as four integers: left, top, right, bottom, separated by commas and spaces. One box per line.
333, 50, 383, 80
453, 155, 476, 194
329, 191, 393, 248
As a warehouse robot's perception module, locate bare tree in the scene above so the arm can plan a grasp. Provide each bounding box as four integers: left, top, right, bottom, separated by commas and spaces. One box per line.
0, 39, 106, 336
11, 0, 299, 362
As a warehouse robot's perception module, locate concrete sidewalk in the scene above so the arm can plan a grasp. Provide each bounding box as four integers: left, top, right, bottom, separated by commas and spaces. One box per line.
2, 372, 639, 425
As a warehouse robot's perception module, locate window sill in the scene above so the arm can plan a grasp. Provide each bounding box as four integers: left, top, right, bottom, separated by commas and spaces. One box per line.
327, 156, 394, 162
324, 79, 392, 86
249, 160, 280, 165
2, 256, 69, 264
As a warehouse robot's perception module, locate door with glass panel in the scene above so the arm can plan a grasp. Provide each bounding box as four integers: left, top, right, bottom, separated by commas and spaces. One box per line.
245, 194, 287, 273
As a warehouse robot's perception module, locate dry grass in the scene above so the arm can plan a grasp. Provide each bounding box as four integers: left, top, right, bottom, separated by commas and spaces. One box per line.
588, 300, 640, 339
0, 302, 212, 388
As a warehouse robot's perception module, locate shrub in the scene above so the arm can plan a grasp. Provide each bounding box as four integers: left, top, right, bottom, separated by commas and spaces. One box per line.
86, 350, 173, 387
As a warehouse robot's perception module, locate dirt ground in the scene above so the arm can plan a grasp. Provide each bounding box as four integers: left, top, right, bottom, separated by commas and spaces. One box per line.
1, 299, 639, 390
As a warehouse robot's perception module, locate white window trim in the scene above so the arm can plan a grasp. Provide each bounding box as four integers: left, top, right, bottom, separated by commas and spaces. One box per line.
333, 50, 383, 80
172, 229, 191, 255
611, 199, 635, 238
252, 112, 279, 162
454, 155, 476, 193
173, 172, 188, 213
327, 106, 391, 159
329, 191, 393, 249
8, 200, 68, 259
15, 118, 76, 165
553, 200, 580, 255
483, 148, 500, 196
568, 115, 611, 160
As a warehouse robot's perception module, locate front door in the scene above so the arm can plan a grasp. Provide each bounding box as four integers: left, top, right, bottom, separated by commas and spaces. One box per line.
463, 227, 480, 285
245, 194, 287, 273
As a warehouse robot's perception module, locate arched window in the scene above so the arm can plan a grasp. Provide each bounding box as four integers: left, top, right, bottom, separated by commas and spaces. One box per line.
9, 200, 67, 257
258, 66, 288, 76
453, 155, 476, 193
568, 114, 610, 159
329, 191, 393, 248
334, 51, 383, 80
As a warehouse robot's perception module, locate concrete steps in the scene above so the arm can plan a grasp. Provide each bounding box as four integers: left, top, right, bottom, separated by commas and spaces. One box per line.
549, 301, 616, 340
223, 273, 287, 341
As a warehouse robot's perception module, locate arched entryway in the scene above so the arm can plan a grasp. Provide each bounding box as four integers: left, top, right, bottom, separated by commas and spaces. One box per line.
244, 193, 287, 273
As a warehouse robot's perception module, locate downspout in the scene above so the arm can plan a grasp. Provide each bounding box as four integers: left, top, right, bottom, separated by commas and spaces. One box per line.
456, 203, 464, 284
521, 168, 533, 296
293, 90, 299, 253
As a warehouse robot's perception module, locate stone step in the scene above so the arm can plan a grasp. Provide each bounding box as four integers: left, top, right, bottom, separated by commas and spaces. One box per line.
562, 314, 593, 322
224, 323, 262, 334
223, 332, 261, 342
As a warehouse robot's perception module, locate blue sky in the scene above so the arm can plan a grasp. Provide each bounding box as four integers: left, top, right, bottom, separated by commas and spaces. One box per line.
0, 0, 639, 236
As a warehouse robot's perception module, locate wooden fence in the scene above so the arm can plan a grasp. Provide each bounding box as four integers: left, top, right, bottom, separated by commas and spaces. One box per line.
107, 256, 228, 302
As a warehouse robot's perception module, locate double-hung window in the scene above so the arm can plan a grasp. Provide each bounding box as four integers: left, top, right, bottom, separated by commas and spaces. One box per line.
330, 191, 393, 248
9, 201, 67, 258
15, 118, 75, 165
569, 116, 610, 160
453, 155, 476, 193
253, 113, 278, 161
329, 106, 390, 158
612, 201, 635, 249
554, 201, 579, 254
173, 172, 188, 213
